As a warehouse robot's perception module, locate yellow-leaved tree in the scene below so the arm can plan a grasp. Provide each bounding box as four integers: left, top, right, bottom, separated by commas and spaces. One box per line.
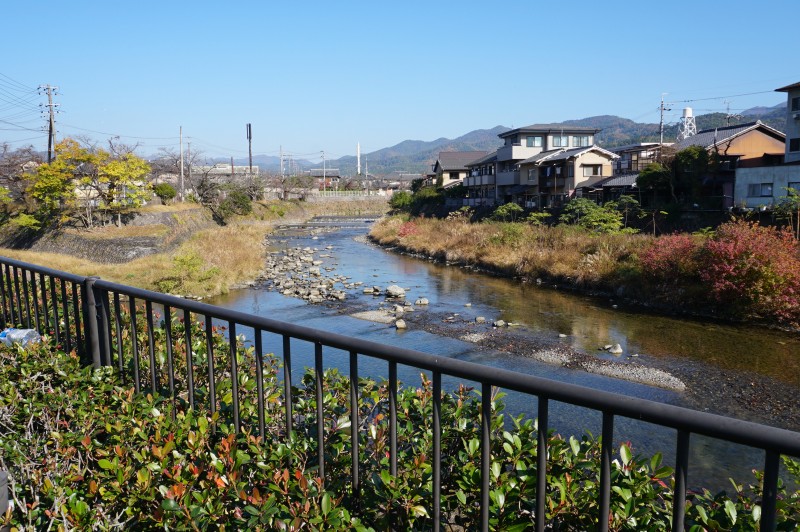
30, 138, 152, 227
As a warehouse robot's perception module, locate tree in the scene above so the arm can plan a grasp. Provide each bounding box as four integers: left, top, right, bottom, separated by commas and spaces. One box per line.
775, 187, 800, 241
30, 138, 151, 227
637, 163, 673, 204
491, 202, 523, 222
605, 195, 642, 228
153, 183, 177, 205
559, 198, 623, 233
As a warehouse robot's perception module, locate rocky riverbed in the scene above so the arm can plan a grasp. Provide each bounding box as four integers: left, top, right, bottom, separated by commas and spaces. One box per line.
252, 227, 800, 431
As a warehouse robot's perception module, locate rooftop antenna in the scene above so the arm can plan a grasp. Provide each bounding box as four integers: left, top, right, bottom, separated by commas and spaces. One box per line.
677, 107, 697, 140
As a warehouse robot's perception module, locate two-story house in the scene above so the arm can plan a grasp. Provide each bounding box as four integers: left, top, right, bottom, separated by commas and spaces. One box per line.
516, 146, 618, 208
430, 151, 489, 189
462, 152, 497, 206
670, 121, 785, 209
493, 124, 600, 202
733, 82, 800, 209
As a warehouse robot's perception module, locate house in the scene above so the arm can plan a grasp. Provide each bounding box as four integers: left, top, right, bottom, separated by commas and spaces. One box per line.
733, 82, 800, 209
463, 152, 498, 206
309, 168, 341, 190
777, 81, 800, 164
430, 151, 489, 188
671, 121, 785, 209
610, 143, 666, 175
493, 124, 601, 202
515, 146, 618, 208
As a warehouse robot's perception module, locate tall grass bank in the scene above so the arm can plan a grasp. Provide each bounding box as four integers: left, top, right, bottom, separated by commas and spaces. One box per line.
370, 215, 800, 328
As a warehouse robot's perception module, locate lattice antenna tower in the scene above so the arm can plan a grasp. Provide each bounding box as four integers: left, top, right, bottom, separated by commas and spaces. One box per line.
677, 107, 697, 141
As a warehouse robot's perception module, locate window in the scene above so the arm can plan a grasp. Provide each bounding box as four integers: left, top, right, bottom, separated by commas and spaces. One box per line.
583, 165, 602, 177
552, 135, 569, 147
567, 164, 574, 177
573, 135, 590, 147
790, 138, 800, 152
449, 172, 459, 179
526, 135, 543, 147
792, 97, 800, 112
747, 183, 773, 197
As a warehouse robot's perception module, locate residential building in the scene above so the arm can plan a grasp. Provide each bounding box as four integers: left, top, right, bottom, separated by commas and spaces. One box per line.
777, 81, 800, 164
431, 151, 489, 188
610, 143, 665, 175
463, 152, 497, 206
494, 124, 600, 202
516, 146, 618, 208
672, 121, 785, 209
734, 82, 800, 209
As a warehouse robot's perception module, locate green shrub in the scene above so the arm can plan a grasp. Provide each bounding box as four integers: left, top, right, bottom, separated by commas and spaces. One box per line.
153, 182, 177, 204
389, 190, 412, 211
3, 315, 800, 529
491, 202, 523, 222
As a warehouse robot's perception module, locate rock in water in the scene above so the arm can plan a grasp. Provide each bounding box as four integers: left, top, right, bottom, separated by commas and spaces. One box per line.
609, 344, 624, 355
395, 319, 407, 330
386, 285, 406, 299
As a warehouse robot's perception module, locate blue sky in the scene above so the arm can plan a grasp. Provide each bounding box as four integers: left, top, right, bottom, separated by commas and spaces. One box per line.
1, 0, 796, 165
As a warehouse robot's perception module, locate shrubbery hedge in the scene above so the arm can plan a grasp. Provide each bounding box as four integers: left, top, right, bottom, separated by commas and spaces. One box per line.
2, 321, 800, 529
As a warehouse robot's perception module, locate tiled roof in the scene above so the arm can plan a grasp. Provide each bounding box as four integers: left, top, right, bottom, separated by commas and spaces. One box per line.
609, 142, 663, 153
437, 151, 490, 171
498, 124, 600, 138
466, 151, 497, 166
598, 173, 639, 187
776, 82, 800, 92
518, 145, 619, 165
672, 121, 784, 151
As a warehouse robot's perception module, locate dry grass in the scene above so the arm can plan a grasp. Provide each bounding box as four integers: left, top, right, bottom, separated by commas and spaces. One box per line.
0, 220, 272, 297
370, 215, 652, 290
0, 199, 390, 298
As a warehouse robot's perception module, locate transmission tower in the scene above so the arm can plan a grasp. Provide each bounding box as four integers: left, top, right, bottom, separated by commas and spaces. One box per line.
677, 107, 697, 141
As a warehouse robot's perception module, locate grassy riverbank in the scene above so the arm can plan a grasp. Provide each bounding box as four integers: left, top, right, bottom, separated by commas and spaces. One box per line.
0, 198, 388, 298
370, 214, 800, 328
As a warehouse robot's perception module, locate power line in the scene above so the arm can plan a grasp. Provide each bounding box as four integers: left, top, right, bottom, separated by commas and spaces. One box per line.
673, 89, 776, 103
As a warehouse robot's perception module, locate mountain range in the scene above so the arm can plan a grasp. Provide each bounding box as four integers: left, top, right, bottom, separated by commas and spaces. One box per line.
232, 103, 788, 177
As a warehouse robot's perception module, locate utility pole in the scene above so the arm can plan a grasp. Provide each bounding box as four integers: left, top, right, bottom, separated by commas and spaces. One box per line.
659, 94, 672, 148
247, 124, 253, 177
187, 142, 192, 191
321, 150, 326, 192
39, 85, 59, 163
280, 145, 284, 177
179, 126, 185, 202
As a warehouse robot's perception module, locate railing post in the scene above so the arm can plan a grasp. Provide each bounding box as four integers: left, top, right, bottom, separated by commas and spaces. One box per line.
82, 277, 102, 368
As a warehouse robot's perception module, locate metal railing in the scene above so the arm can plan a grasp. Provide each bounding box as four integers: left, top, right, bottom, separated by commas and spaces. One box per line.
1, 254, 800, 531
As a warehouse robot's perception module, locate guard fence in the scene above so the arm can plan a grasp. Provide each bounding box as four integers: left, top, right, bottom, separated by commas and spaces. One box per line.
1, 254, 799, 531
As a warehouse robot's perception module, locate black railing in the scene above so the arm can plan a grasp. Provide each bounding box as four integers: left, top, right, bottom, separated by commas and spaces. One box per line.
1, 254, 800, 531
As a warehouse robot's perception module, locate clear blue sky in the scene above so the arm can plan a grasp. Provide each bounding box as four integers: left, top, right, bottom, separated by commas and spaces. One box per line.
1, 0, 796, 165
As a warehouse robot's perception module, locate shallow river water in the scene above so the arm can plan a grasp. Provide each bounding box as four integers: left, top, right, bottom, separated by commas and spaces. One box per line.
208, 219, 800, 491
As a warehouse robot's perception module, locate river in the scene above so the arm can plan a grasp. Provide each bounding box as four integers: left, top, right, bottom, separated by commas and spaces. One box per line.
208, 218, 800, 491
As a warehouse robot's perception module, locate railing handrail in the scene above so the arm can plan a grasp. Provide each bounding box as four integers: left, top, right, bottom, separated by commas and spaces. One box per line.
76, 274, 800, 459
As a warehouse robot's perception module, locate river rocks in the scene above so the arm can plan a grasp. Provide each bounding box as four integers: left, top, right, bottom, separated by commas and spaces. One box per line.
415, 298, 429, 306
395, 319, 407, 329
386, 285, 406, 299
493, 320, 507, 328
475, 316, 486, 324
393, 304, 405, 316
608, 344, 624, 355
260, 243, 354, 304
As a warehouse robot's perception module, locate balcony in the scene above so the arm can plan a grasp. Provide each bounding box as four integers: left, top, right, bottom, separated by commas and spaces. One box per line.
496, 170, 520, 186
497, 144, 542, 162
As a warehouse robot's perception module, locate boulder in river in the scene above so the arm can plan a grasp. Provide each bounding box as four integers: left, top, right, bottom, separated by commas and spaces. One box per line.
386, 285, 406, 299
415, 297, 429, 306
395, 319, 407, 330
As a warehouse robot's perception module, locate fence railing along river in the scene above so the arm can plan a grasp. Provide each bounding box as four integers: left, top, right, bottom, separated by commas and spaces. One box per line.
1, 254, 800, 530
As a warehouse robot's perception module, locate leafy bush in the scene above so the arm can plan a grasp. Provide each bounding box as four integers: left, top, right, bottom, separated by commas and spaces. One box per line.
4, 309, 800, 529
153, 182, 177, 204
699, 220, 800, 324
639, 233, 703, 281
559, 198, 624, 233
389, 190, 412, 211
491, 202, 523, 222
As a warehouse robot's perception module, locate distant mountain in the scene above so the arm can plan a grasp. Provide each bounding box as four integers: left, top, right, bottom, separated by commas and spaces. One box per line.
228, 104, 789, 176
331, 126, 510, 176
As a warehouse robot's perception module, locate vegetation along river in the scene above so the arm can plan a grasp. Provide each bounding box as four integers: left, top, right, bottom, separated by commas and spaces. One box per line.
208, 217, 800, 492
